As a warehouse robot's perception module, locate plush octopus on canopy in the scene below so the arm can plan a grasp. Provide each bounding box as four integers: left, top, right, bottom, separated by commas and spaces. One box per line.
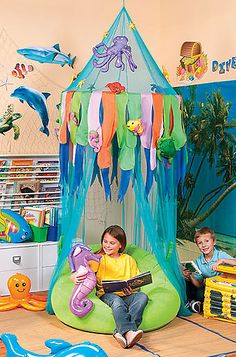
93, 35, 137, 72
0, 273, 47, 311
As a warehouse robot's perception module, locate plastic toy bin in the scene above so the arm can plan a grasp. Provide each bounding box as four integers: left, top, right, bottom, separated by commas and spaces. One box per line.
47, 225, 58, 241
204, 266, 236, 324
30, 225, 49, 243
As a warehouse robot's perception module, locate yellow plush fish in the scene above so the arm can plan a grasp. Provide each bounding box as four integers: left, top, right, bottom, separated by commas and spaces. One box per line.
127, 119, 144, 135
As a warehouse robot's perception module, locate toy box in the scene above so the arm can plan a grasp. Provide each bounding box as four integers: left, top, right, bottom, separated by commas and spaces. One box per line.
204, 265, 236, 323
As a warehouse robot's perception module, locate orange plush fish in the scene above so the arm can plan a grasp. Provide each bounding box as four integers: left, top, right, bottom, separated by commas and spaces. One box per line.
12, 63, 34, 79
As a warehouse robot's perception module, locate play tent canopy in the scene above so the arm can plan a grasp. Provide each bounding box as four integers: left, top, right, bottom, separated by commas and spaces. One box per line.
47, 4, 189, 321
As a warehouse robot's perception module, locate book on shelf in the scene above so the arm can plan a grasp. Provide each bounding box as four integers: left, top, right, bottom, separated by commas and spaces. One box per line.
34, 160, 59, 181
20, 207, 45, 227
10, 159, 33, 181
42, 207, 58, 226
29, 206, 59, 226
102, 271, 152, 293
0, 160, 8, 179
181, 260, 202, 275
0, 182, 6, 202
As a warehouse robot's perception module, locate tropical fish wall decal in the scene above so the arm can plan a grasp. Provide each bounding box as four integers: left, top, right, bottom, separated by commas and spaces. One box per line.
11, 86, 50, 136
17, 44, 76, 67
12, 63, 34, 79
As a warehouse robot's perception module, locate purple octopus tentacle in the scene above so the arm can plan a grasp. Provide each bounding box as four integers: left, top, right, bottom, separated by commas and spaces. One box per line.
100, 55, 117, 72
115, 53, 125, 70
92, 43, 108, 58
93, 55, 112, 69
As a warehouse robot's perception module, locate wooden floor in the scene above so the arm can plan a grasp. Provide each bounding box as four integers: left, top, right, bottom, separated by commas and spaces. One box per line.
1, 308, 236, 357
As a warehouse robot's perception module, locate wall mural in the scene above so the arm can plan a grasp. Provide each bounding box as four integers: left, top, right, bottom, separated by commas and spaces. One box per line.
177, 41, 208, 83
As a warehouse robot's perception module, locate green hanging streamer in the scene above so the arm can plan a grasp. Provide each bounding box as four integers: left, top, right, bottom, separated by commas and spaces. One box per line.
75, 91, 91, 146
70, 91, 81, 144
170, 96, 187, 150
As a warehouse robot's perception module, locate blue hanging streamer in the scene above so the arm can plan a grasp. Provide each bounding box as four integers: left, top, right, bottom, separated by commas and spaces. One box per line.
90, 155, 102, 187
71, 144, 85, 194
59, 142, 69, 189
118, 169, 132, 202
111, 134, 119, 186
101, 167, 111, 200
175, 146, 187, 196
163, 158, 170, 197
144, 148, 154, 198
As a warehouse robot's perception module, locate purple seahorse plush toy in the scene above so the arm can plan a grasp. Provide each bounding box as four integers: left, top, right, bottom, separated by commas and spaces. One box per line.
68, 243, 101, 317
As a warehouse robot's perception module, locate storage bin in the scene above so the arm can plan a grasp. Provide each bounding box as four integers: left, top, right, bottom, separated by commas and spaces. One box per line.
47, 225, 58, 241
30, 225, 48, 243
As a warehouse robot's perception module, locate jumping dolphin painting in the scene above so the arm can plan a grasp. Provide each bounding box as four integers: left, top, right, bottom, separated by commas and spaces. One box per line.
11, 86, 50, 136
0, 334, 108, 357
17, 44, 76, 68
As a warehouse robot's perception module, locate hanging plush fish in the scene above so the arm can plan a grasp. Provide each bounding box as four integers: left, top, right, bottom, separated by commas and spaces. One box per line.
127, 119, 144, 135
17, 44, 76, 67
11, 86, 50, 136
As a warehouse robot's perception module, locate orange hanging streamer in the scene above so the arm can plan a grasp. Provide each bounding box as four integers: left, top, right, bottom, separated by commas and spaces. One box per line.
97, 92, 117, 169
151, 93, 163, 149
59, 91, 74, 144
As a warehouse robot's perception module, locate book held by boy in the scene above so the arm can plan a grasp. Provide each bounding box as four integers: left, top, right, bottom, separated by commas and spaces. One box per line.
102, 271, 152, 293
181, 260, 202, 274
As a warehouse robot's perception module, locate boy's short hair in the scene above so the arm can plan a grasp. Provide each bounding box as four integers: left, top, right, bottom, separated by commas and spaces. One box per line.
194, 227, 215, 241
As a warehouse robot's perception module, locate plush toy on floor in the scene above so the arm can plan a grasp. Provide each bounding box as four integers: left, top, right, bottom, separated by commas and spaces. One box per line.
0, 273, 47, 311
0, 334, 108, 357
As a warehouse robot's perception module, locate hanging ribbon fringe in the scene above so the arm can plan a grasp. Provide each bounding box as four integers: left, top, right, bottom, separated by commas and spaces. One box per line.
59, 91, 186, 201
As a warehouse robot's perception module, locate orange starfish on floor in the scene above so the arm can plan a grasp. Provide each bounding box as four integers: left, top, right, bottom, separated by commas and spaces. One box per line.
0, 273, 47, 311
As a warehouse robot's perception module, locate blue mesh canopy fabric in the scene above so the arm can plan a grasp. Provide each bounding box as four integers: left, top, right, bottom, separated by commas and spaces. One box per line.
47, 5, 189, 318
67, 7, 175, 95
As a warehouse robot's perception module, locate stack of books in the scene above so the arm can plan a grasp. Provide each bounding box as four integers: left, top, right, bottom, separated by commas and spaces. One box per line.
20, 206, 58, 227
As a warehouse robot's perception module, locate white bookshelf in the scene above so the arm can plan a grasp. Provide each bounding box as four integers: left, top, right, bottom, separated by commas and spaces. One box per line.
0, 155, 61, 212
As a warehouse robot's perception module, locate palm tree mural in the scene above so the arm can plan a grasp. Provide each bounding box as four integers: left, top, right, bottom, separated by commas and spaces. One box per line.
176, 87, 236, 241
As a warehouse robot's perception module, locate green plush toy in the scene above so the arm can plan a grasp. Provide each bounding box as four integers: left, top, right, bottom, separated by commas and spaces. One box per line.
157, 137, 176, 163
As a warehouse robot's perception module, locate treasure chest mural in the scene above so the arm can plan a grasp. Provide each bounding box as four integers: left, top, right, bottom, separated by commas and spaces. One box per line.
177, 41, 208, 82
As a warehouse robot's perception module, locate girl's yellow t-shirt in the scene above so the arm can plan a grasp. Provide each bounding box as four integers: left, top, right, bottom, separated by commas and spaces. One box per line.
90, 253, 139, 297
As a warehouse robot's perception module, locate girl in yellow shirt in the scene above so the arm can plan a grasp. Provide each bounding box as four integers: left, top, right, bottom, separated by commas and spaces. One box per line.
71, 225, 148, 349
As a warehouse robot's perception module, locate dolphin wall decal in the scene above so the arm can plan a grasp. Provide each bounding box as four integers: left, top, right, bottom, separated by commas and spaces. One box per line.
17, 44, 76, 68
11, 86, 50, 136
0, 333, 108, 357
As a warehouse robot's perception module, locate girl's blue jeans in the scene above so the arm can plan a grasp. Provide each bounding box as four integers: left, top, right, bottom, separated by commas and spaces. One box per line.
100, 291, 148, 336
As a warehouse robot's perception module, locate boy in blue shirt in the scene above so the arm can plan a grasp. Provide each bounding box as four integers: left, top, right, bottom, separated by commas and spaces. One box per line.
184, 227, 236, 312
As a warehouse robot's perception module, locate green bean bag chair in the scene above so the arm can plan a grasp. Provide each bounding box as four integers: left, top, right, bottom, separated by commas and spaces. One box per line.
52, 244, 180, 333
